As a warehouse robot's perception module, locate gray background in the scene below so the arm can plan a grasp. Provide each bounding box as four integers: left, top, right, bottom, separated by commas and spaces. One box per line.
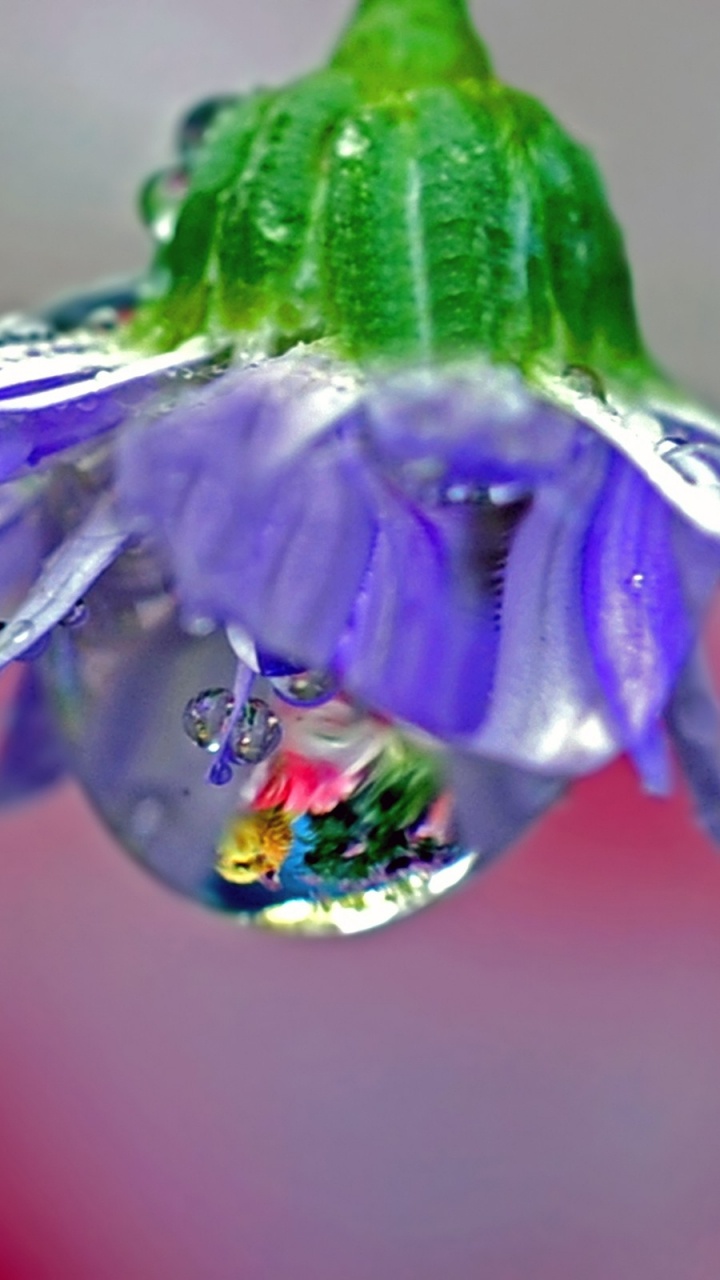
2, 4, 720, 1279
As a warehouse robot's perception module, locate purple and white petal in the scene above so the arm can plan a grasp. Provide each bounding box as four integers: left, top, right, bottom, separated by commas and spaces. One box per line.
0, 334, 223, 481
471, 438, 619, 775
0, 497, 134, 668
540, 371, 720, 538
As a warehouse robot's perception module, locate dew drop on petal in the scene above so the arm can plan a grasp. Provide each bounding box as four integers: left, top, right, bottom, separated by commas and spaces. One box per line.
182, 687, 235, 751
8, 619, 36, 649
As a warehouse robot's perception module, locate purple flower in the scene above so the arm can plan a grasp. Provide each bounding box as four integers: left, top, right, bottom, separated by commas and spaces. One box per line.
2, 311, 720, 871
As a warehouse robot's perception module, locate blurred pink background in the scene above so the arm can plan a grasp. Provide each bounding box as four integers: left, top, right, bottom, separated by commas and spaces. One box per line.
2, 2, 720, 1277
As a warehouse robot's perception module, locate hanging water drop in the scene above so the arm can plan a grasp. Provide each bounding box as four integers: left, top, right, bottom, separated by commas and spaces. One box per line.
59, 600, 89, 629
256, 648, 305, 678
182, 687, 235, 751
271, 669, 338, 707
208, 756, 234, 787
229, 698, 282, 765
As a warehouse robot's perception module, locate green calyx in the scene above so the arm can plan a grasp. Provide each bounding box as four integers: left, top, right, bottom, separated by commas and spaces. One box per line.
133, 0, 649, 381
330, 0, 493, 94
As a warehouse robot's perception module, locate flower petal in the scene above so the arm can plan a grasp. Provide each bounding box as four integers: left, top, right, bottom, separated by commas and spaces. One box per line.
0, 667, 67, 802
335, 489, 499, 737
665, 649, 720, 844
116, 352, 372, 665
582, 452, 693, 749
539, 373, 720, 538
0, 497, 134, 668
471, 438, 619, 774
366, 363, 583, 493
0, 335, 223, 481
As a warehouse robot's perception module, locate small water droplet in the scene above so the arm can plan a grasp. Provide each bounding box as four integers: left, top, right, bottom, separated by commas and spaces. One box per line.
182, 687, 235, 751
229, 698, 282, 765
271, 669, 338, 708
209, 757, 234, 786
563, 365, 606, 402
336, 124, 369, 160
630, 572, 645, 590
17, 632, 51, 662
181, 614, 218, 638
257, 648, 305, 678
60, 599, 89, 629
0, 314, 53, 346
138, 168, 188, 243
656, 440, 720, 489
77, 395, 100, 414
656, 435, 689, 458
8, 619, 36, 648
85, 306, 120, 333
441, 482, 487, 506
177, 95, 240, 159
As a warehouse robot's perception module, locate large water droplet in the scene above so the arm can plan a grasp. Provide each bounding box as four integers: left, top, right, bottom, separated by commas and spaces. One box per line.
182, 687, 235, 751
229, 698, 282, 765
40, 596, 478, 936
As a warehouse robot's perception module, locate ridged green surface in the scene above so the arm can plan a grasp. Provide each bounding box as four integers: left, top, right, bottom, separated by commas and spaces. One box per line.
134, 0, 648, 378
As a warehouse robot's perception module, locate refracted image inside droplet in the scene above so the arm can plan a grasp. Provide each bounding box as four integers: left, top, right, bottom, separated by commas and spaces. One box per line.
42, 577, 477, 935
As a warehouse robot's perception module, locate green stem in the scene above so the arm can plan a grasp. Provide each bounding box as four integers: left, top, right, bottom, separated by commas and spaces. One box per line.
331, 0, 492, 93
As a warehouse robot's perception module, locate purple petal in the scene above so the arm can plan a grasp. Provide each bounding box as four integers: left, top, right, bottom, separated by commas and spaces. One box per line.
335, 490, 498, 738
665, 649, 720, 844
0, 667, 67, 803
582, 452, 693, 751
116, 353, 372, 665
366, 363, 584, 492
0, 338, 222, 481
